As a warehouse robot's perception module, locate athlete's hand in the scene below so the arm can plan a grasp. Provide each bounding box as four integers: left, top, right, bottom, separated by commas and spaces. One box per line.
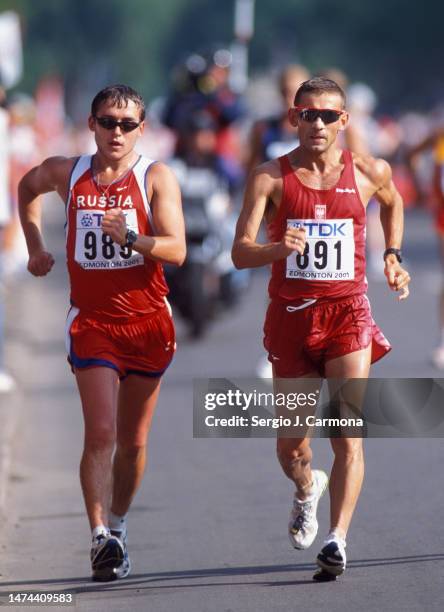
28, 250, 55, 276
279, 226, 307, 257
101, 208, 127, 246
385, 259, 411, 300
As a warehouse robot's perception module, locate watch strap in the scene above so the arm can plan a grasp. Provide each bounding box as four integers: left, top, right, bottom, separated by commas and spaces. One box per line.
383, 247, 402, 263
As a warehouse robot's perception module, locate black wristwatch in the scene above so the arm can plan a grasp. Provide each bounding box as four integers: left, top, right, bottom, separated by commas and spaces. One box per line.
383, 247, 402, 263
124, 229, 138, 249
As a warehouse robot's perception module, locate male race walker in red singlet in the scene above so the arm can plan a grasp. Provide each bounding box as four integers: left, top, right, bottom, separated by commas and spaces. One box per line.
18, 85, 186, 581
232, 77, 410, 580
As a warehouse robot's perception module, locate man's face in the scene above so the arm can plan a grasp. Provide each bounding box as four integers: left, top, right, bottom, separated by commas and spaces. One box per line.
289, 92, 348, 154
88, 99, 144, 160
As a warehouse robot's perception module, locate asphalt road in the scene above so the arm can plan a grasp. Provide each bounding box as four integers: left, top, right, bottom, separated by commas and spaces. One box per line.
0, 200, 443, 612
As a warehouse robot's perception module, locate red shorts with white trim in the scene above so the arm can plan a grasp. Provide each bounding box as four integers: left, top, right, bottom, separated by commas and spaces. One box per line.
263, 294, 391, 377
66, 304, 176, 379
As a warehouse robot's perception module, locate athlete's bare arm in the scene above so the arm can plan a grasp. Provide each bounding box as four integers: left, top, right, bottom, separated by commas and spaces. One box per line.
18, 156, 75, 277
355, 155, 411, 300
232, 161, 307, 269
100, 162, 186, 266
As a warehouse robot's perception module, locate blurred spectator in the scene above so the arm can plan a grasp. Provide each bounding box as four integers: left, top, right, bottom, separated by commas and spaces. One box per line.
3, 92, 39, 278
0, 85, 15, 393
163, 47, 246, 162
172, 110, 243, 194
34, 75, 67, 156
407, 126, 444, 368
246, 64, 309, 173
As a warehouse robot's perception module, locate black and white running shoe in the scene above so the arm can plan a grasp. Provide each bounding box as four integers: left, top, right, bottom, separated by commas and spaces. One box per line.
91, 533, 124, 582
110, 529, 131, 579
315, 538, 347, 578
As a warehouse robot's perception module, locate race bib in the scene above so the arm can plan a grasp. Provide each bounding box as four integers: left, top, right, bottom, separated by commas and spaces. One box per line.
74, 209, 144, 270
286, 218, 355, 281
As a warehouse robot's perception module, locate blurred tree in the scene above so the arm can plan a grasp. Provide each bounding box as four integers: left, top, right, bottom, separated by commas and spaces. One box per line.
0, 0, 188, 119
0, 0, 442, 114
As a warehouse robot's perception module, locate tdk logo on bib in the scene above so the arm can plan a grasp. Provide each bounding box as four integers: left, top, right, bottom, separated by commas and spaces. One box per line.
288, 219, 352, 238
305, 222, 347, 237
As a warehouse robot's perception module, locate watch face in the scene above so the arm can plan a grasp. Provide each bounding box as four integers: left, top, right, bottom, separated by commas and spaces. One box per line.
126, 230, 137, 245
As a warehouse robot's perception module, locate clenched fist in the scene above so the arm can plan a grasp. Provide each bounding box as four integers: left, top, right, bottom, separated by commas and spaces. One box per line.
279, 225, 307, 258
101, 208, 127, 246
28, 250, 55, 277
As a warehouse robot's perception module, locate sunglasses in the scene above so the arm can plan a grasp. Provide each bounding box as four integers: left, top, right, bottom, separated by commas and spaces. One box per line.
295, 106, 343, 124
94, 116, 141, 133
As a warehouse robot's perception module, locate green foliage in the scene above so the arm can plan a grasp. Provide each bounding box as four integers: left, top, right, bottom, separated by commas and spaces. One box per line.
2, 0, 443, 114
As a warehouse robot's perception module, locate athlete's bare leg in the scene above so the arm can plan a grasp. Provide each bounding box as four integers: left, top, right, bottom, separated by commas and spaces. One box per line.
75, 367, 120, 530
324, 344, 371, 540
110, 375, 161, 516
275, 369, 320, 500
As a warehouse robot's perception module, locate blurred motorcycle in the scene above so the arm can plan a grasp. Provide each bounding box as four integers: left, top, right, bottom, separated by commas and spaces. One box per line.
166, 157, 248, 337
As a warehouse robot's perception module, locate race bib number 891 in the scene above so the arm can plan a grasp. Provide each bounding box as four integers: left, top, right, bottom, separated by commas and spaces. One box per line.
286, 218, 355, 281
74, 209, 144, 270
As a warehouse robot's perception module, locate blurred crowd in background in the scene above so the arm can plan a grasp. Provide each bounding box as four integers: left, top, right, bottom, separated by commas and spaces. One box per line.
1, 44, 444, 391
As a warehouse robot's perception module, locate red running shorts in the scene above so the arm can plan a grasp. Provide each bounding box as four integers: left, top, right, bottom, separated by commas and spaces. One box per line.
263, 294, 391, 377
66, 304, 176, 379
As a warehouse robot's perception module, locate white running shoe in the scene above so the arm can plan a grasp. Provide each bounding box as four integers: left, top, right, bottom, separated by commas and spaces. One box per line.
110, 528, 131, 579
90, 533, 124, 582
316, 534, 347, 577
288, 469, 329, 550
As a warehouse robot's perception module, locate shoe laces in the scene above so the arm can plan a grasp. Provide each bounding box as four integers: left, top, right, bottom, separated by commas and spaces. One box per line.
293, 498, 314, 525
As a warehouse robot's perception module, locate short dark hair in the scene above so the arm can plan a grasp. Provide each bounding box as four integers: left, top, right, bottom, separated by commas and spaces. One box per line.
91, 84, 146, 121
294, 77, 346, 108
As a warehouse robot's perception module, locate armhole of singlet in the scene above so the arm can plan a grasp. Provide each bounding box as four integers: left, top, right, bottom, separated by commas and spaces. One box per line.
133, 156, 157, 233
66, 156, 81, 207
64, 155, 91, 237
273, 155, 291, 225
345, 149, 367, 213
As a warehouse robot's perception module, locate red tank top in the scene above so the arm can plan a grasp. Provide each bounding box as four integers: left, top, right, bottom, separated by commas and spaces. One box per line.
66, 155, 168, 320
267, 150, 367, 300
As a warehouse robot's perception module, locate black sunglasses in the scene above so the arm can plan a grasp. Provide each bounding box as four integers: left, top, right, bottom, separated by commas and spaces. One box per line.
295, 106, 343, 125
94, 116, 141, 133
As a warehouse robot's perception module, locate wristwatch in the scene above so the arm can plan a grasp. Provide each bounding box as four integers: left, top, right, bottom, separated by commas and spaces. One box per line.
383, 247, 402, 263
124, 229, 138, 249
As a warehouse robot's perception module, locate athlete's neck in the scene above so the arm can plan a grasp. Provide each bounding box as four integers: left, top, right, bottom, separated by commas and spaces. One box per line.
290, 145, 343, 173
93, 151, 139, 181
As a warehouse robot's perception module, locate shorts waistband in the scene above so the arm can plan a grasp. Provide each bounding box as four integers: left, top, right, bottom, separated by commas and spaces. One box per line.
71, 305, 168, 325
273, 293, 365, 310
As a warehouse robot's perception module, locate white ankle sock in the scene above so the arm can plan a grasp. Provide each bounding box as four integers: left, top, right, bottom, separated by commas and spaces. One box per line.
109, 511, 127, 534
92, 525, 109, 541
325, 530, 346, 547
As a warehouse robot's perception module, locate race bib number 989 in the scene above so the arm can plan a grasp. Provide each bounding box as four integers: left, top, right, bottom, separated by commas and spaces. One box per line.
286, 218, 355, 281
74, 209, 144, 270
